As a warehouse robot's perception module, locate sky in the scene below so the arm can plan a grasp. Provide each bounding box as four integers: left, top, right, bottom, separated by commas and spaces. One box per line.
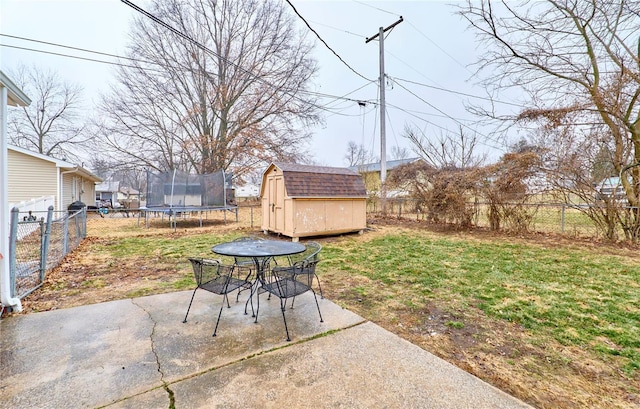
0, 0, 520, 169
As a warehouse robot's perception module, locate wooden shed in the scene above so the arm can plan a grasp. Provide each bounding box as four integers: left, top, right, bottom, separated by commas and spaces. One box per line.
260, 163, 367, 240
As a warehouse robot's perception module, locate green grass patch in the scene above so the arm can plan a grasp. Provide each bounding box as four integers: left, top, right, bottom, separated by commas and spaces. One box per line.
322, 231, 640, 374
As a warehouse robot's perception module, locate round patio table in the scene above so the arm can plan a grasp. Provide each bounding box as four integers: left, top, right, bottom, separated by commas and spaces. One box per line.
212, 239, 306, 316
212, 239, 305, 260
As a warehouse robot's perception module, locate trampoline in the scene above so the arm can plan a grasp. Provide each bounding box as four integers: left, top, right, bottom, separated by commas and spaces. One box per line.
140, 169, 238, 230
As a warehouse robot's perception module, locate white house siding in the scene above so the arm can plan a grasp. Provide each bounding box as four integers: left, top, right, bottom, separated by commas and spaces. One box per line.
61, 173, 74, 209
84, 183, 96, 207
60, 174, 94, 209
7, 149, 57, 205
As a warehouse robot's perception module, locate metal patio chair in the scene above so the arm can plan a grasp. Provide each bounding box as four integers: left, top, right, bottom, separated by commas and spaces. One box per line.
183, 258, 253, 337
273, 241, 323, 299
256, 258, 324, 341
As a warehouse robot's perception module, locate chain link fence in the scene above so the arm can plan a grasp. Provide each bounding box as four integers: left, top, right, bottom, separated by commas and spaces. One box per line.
367, 198, 611, 238
84, 198, 611, 239
4, 197, 626, 302
8, 206, 87, 299
84, 201, 261, 236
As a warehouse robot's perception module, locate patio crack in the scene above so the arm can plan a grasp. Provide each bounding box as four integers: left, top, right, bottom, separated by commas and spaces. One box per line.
131, 299, 176, 409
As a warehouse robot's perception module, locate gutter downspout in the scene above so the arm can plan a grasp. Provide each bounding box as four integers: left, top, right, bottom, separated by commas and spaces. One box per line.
1, 86, 22, 311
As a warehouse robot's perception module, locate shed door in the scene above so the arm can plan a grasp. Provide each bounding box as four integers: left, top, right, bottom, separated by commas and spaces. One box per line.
268, 176, 285, 232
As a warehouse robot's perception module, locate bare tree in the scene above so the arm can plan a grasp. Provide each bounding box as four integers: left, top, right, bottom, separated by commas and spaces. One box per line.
390, 145, 412, 160
96, 0, 319, 179
8, 65, 88, 161
344, 141, 374, 167
459, 0, 640, 240
404, 124, 486, 169
396, 123, 487, 226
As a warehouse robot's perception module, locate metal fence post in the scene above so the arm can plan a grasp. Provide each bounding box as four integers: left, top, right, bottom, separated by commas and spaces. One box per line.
38, 217, 46, 281
79, 207, 87, 238
42, 206, 53, 273
9, 208, 19, 298
63, 212, 70, 254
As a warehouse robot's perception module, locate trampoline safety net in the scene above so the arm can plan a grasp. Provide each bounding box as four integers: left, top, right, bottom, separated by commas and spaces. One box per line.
146, 169, 235, 209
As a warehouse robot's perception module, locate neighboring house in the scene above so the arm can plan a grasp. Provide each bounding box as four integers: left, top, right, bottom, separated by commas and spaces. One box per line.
119, 186, 141, 208
95, 180, 120, 207
8, 144, 102, 212
349, 157, 423, 196
235, 184, 260, 199
596, 177, 626, 202
95, 181, 143, 209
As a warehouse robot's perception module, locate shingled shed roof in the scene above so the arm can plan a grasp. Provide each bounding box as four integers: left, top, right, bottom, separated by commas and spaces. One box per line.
270, 162, 367, 198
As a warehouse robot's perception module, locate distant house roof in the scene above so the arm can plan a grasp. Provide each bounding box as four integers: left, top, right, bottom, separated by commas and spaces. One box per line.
269, 162, 367, 198
96, 180, 120, 193
348, 157, 421, 173
120, 186, 140, 196
598, 177, 621, 187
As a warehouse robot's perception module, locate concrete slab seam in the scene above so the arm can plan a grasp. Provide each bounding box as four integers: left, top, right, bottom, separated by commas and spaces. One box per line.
162, 319, 370, 389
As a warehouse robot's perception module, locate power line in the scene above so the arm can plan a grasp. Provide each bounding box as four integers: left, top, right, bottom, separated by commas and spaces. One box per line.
386, 102, 474, 122
0, 43, 165, 73
384, 104, 401, 152
313, 80, 378, 110
351, 0, 399, 17
1, 35, 374, 113
385, 49, 447, 89
4, 7, 380, 123
405, 20, 472, 75
393, 77, 477, 133
306, 20, 365, 38
392, 76, 527, 108
285, 0, 373, 82
391, 78, 507, 152
0, 33, 154, 66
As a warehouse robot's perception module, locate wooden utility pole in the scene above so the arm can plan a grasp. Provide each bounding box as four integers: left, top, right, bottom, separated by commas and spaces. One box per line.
366, 16, 403, 214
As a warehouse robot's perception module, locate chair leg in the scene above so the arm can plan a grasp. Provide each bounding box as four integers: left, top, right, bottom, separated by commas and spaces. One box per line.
212, 299, 225, 337
311, 290, 324, 323
279, 298, 291, 342
182, 288, 198, 323
236, 269, 254, 302
254, 287, 261, 323
244, 281, 257, 317
314, 274, 324, 299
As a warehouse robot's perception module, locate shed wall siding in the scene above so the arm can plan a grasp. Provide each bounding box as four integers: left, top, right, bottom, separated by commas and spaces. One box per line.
8, 149, 58, 205
290, 199, 366, 237
291, 200, 326, 235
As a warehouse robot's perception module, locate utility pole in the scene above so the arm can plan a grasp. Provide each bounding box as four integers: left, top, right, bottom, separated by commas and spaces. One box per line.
366, 16, 403, 215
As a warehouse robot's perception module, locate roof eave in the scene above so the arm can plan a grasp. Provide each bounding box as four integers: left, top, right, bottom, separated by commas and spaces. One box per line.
0, 71, 31, 107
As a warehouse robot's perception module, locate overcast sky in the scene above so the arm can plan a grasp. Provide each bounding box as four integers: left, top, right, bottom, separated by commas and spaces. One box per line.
1, 0, 518, 168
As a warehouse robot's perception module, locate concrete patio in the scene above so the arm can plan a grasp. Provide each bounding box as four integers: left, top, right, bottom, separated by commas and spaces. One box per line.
0, 290, 533, 408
